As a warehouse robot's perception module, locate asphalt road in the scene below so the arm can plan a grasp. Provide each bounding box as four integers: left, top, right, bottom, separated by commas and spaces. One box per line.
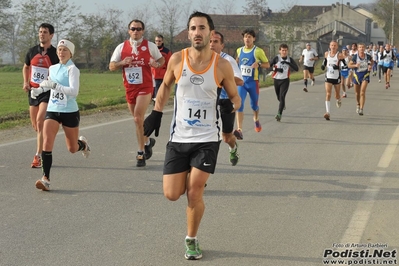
1, 71, 399, 266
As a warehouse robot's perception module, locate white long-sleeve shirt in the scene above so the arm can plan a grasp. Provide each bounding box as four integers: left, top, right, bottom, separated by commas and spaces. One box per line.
47, 59, 80, 113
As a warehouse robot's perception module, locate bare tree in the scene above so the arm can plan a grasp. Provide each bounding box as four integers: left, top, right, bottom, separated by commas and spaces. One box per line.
0, 0, 12, 52
68, 13, 104, 66
180, 0, 194, 28
268, 8, 310, 43
68, 8, 126, 70
39, 0, 80, 43
198, 0, 215, 14
216, 0, 236, 15
279, 0, 298, 12
13, 0, 81, 64
14, 2, 43, 63
263, 5, 313, 57
98, 8, 126, 70
0, 0, 11, 28
1, 13, 21, 64
124, 0, 156, 39
372, 0, 398, 44
155, 0, 190, 51
242, 0, 269, 16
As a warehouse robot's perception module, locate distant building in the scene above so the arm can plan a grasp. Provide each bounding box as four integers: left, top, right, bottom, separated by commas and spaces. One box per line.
353, 5, 387, 46
173, 14, 267, 57
260, 2, 387, 57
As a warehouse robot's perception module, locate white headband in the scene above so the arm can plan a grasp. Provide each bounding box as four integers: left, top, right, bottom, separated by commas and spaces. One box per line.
57, 39, 75, 56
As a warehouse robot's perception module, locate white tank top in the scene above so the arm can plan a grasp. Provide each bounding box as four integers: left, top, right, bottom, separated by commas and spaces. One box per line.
272, 55, 291, 80
169, 48, 222, 143
326, 52, 340, 79
354, 54, 370, 73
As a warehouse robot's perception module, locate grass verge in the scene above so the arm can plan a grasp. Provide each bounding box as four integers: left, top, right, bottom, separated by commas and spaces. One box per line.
0, 61, 323, 130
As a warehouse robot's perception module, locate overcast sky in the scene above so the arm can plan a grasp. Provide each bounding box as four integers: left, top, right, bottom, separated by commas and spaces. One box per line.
77, 0, 374, 14
12, 0, 375, 15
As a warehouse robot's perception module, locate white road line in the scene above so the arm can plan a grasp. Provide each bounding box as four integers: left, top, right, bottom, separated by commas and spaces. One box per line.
340, 125, 399, 243
378, 125, 399, 168
340, 171, 384, 244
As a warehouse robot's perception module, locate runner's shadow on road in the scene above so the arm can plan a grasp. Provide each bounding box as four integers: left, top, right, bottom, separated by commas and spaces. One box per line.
216, 164, 398, 179
201, 249, 320, 264
44, 189, 164, 196
52, 163, 165, 172
204, 187, 399, 201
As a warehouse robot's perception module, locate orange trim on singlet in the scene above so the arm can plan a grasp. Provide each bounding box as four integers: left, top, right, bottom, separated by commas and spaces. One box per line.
175, 50, 185, 84
213, 54, 221, 88
175, 48, 221, 87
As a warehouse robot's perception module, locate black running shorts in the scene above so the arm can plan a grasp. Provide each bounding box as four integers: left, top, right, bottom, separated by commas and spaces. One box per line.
163, 141, 221, 175
45, 111, 80, 128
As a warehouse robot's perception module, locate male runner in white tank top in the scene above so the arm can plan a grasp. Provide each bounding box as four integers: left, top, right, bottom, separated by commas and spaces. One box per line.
144, 11, 241, 260
320, 40, 347, 120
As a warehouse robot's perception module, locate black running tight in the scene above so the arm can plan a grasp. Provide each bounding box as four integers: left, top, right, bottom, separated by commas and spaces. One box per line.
274, 78, 290, 114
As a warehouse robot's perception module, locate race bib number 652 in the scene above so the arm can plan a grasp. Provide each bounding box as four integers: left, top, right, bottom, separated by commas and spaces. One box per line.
125, 67, 143, 84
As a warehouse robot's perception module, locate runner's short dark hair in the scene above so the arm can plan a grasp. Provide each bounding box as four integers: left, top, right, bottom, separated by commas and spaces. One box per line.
242, 28, 256, 38
279, 43, 288, 50
39, 23, 55, 35
128, 19, 145, 30
187, 11, 215, 31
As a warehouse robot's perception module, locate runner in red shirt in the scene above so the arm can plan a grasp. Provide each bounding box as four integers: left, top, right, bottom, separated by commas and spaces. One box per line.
22, 23, 59, 168
109, 19, 165, 167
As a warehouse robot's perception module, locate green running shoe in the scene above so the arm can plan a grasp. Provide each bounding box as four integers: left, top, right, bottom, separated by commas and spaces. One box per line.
229, 143, 239, 166
185, 238, 202, 260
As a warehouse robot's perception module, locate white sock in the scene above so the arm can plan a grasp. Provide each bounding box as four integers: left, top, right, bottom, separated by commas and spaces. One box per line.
229, 144, 237, 152
325, 101, 330, 113
186, 236, 197, 240
145, 140, 150, 146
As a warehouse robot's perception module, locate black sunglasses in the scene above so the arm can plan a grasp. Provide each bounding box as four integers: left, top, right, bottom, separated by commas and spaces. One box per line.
130, 27, 143, 32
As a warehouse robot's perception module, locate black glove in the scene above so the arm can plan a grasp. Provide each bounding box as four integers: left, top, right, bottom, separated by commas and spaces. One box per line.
144, 110, 163, 137
219, 99, 234, 114
273, 65, 284, 73
321, 58, 328, 71
332, 65, 339, 70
